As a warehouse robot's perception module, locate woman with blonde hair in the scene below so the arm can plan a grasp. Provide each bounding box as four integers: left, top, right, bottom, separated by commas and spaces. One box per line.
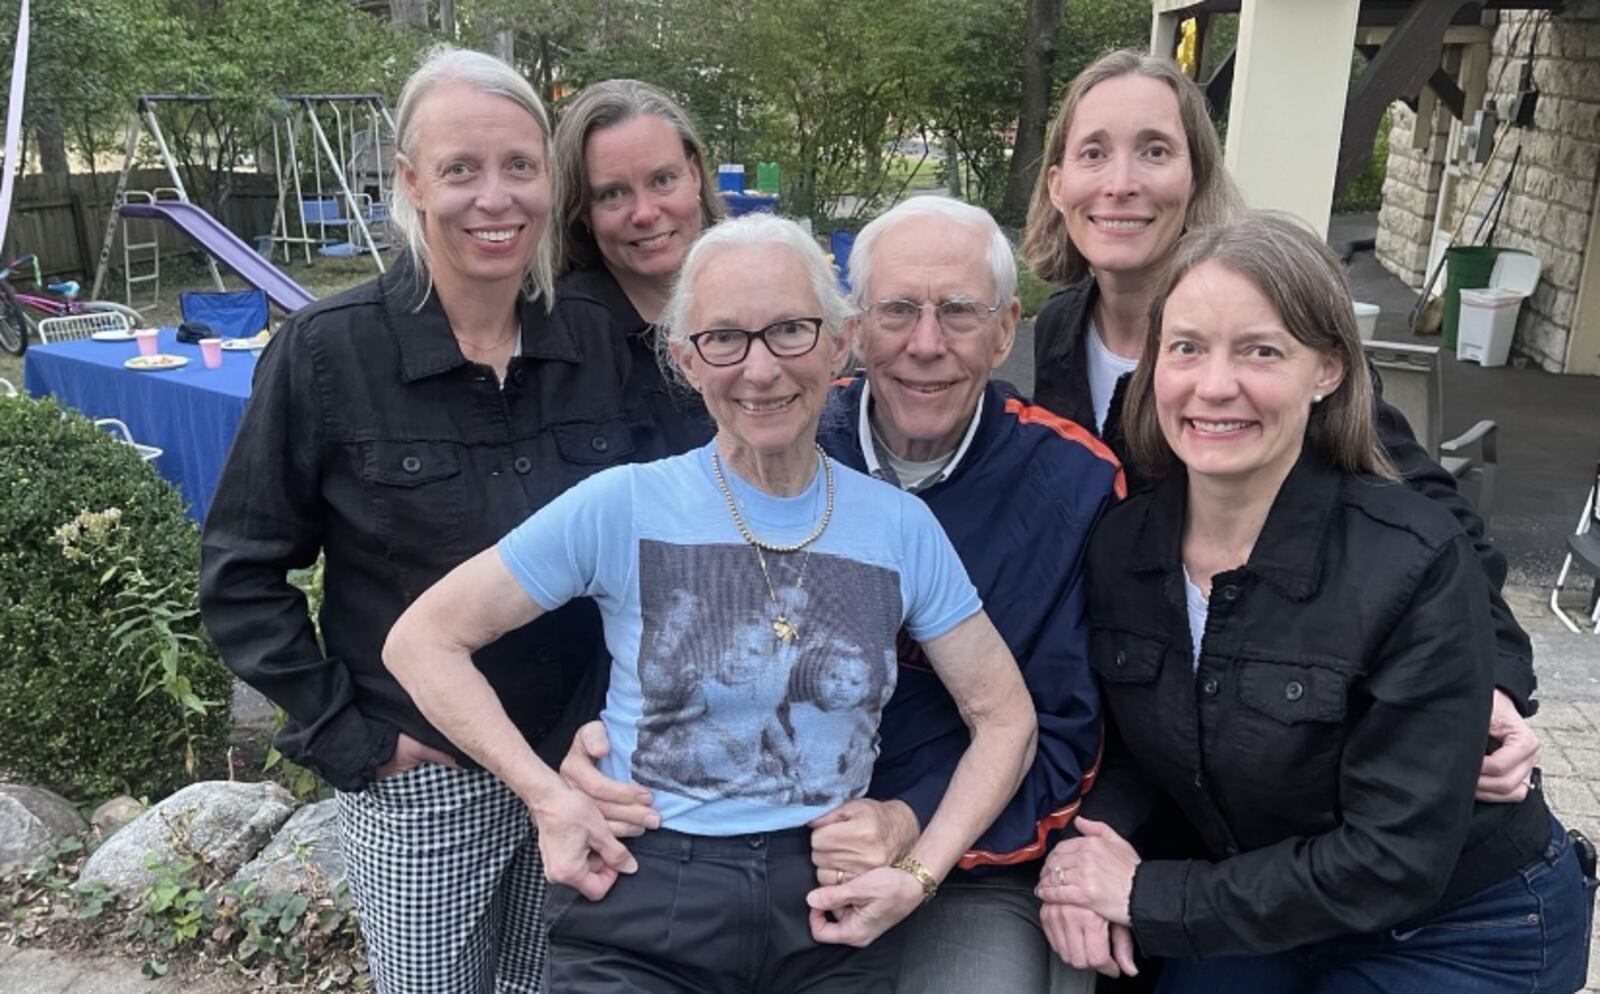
201, 47, 655, 992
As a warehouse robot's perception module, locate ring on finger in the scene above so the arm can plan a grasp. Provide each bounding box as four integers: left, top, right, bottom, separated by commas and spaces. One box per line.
836, 868, 846, 885
1052, 866, 1064, 885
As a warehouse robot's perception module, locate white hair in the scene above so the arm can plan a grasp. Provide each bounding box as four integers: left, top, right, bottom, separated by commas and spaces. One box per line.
389, 45, 555, 308
659, 213, 855, 349
848, 197, 1017, 307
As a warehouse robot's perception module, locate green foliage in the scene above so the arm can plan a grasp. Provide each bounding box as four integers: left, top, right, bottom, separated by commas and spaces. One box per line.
1, 827, 364, 988
0, 396, 232, 798
1334, 114, 1391, 215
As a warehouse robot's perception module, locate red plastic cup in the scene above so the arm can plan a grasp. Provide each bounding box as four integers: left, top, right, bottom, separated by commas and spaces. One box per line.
134, 330, 158, 356
200, 337, 222, 369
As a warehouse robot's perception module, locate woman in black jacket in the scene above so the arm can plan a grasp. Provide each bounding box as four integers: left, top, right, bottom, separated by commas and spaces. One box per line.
1036, 213, 1590, 993
199, 48, 668, 994
549, 79, 722, 457
1020, 50, 1547, 979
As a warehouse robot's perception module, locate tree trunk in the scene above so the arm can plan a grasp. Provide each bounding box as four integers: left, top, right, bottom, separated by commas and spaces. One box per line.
439, 0, 456, 37
491, 28, 514, 63
36, 112, 70, 177
998, 0, 1064, 224
389, 0, 427, 29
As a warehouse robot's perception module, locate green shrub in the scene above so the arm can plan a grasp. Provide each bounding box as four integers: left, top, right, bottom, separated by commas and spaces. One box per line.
1335, 111, 1391, 214
0, 396, 232, 799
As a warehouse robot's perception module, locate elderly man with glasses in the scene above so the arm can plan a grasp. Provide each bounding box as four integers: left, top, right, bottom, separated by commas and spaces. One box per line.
810, 197, 1124, 993
564, 198, 1123, 992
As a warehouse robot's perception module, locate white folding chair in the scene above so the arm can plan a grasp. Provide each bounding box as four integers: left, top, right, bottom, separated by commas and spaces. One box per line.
0, 377, 16, 397
1550, 469, 1600, 634
37, 311, 133, 344
94, 418, 163, 463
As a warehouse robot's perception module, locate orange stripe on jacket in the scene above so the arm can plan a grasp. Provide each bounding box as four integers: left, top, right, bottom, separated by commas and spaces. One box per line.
957, 728, 1105, 869
1002, 397, 1127, 499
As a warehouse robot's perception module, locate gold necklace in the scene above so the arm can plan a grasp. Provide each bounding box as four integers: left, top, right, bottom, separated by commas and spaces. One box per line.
711, 445, 836, 643
454, 323, 519, 357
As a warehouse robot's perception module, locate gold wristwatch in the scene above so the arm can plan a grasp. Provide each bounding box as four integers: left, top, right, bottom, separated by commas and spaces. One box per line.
891, 856, 939, 906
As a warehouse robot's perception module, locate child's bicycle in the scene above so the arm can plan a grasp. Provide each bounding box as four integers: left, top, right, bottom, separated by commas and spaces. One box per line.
0, 253, 145, 355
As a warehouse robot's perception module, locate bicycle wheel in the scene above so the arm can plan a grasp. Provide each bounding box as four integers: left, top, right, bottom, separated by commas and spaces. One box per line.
81, 299, 146, 328
0, 290, 33, 355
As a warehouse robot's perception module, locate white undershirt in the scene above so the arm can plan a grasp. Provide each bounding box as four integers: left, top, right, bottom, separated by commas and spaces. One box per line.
1182, 566, 1208, 672
1085, 319, 1139, 434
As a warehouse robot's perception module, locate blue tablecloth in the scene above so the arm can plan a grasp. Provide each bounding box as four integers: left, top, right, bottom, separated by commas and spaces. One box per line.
23, 327, 255, 522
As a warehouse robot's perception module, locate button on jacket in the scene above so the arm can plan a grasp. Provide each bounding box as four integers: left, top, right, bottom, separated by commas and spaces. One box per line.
556, 265, 714, 459
1084, 451, 1549, 959
1032, 277, 1536, 712
200, 259, 674, 791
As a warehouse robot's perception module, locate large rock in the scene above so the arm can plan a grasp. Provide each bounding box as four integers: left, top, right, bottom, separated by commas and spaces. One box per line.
0, 785, 88, 871
90, 795, 146, 842
77, 780, 294, 897
233, 799, 344, 896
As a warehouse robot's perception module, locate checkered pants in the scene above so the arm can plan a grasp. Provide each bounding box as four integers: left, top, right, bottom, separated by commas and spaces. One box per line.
336, 763, 548, 993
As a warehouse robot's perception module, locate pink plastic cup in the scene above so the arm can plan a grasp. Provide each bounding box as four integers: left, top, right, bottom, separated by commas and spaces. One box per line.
134, 329, 158, 356
200, 337, 223, 369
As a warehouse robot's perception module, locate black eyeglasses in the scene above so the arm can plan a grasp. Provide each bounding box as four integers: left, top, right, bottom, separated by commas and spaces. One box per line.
687, 317, 825, 366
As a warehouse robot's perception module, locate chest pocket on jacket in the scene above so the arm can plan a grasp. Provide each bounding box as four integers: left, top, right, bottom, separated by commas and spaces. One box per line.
1090, 628, 1166, 685
359, 441, 470, 565
552, 419, 636, 466
1236, 660, 1349, 725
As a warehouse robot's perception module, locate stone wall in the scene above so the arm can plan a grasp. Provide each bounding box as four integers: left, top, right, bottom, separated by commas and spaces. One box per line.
1373, 2, 1600, 371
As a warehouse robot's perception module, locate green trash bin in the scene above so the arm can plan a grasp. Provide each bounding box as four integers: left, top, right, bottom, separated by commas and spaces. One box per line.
756, 161, 781, 195
1441, 246, 1505, 348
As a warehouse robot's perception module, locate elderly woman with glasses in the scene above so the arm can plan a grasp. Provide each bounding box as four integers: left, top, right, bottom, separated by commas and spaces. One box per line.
382, 212, 1038, 994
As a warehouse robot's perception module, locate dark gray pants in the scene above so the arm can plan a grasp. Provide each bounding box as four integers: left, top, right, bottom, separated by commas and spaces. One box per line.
544, 827, 901, 994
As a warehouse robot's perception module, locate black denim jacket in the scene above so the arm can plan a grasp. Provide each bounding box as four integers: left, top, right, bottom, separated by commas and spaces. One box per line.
1032, 277, 1537, 712
199, 259, 688, 791
1085, 452, 1549, 959
556, 265, 714, 459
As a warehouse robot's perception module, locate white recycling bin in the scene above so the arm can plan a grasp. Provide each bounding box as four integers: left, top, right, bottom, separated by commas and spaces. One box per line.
1352, 302, 1380, 341
1456, 251, 1541, 367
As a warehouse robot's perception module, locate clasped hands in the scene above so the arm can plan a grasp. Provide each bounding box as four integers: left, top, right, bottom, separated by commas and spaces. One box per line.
552, 720, 922, 946
1035, 817, 1141, 979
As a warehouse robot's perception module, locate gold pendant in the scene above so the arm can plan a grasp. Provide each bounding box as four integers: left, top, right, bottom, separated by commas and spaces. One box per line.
772, 615, 798, 644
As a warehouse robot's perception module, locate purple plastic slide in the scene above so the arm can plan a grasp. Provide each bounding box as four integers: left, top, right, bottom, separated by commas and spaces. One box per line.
119, 200, 316, 313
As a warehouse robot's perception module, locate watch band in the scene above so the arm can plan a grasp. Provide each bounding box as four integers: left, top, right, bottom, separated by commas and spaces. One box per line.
891, 856, 939, 906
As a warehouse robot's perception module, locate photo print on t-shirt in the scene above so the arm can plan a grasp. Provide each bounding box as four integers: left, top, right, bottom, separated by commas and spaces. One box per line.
632, 539, 902, 807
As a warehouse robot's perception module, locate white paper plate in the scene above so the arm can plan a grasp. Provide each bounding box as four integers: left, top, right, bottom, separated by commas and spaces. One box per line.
125, 354, 189, 371
91, 328, 137, 342
219, 338, 265, 351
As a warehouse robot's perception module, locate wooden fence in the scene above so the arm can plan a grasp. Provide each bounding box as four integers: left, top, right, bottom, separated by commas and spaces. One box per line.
0, 169, 281, 288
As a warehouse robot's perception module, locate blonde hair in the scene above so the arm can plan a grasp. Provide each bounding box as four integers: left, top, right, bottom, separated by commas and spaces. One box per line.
389, 46, 556, 307
1122, 212, 1397, 481
1021, 49, 1242, 285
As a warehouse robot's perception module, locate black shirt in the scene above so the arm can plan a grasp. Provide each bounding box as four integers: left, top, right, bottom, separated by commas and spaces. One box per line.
199, 259, 684, 790
1031, 277, 1537, 712
1086, 450, 1549, 958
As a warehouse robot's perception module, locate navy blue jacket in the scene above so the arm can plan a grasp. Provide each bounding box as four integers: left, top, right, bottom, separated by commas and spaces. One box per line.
819, 376, 1123, 868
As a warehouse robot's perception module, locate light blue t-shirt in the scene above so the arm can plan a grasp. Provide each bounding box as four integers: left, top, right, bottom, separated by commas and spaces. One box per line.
497, 442, 982, 836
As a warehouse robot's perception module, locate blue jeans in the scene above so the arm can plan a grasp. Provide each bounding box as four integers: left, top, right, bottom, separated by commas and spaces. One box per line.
1157, 818, 1592, 994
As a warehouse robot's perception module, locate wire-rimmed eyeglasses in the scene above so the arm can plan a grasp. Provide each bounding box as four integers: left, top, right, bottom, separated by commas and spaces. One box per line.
867, 298, 1002, 335
687, 317, 825, 366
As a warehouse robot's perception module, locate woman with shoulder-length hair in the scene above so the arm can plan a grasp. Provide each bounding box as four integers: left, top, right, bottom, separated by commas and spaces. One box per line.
383, 212, 1039, 993
201, 46, 651, 993
551, 78, 725, 458
1037, 213, 1592, 994
1021, 50, 1546, 981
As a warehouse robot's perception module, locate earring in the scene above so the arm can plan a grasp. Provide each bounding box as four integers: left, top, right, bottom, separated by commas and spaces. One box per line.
1312, 394, 1324, 404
